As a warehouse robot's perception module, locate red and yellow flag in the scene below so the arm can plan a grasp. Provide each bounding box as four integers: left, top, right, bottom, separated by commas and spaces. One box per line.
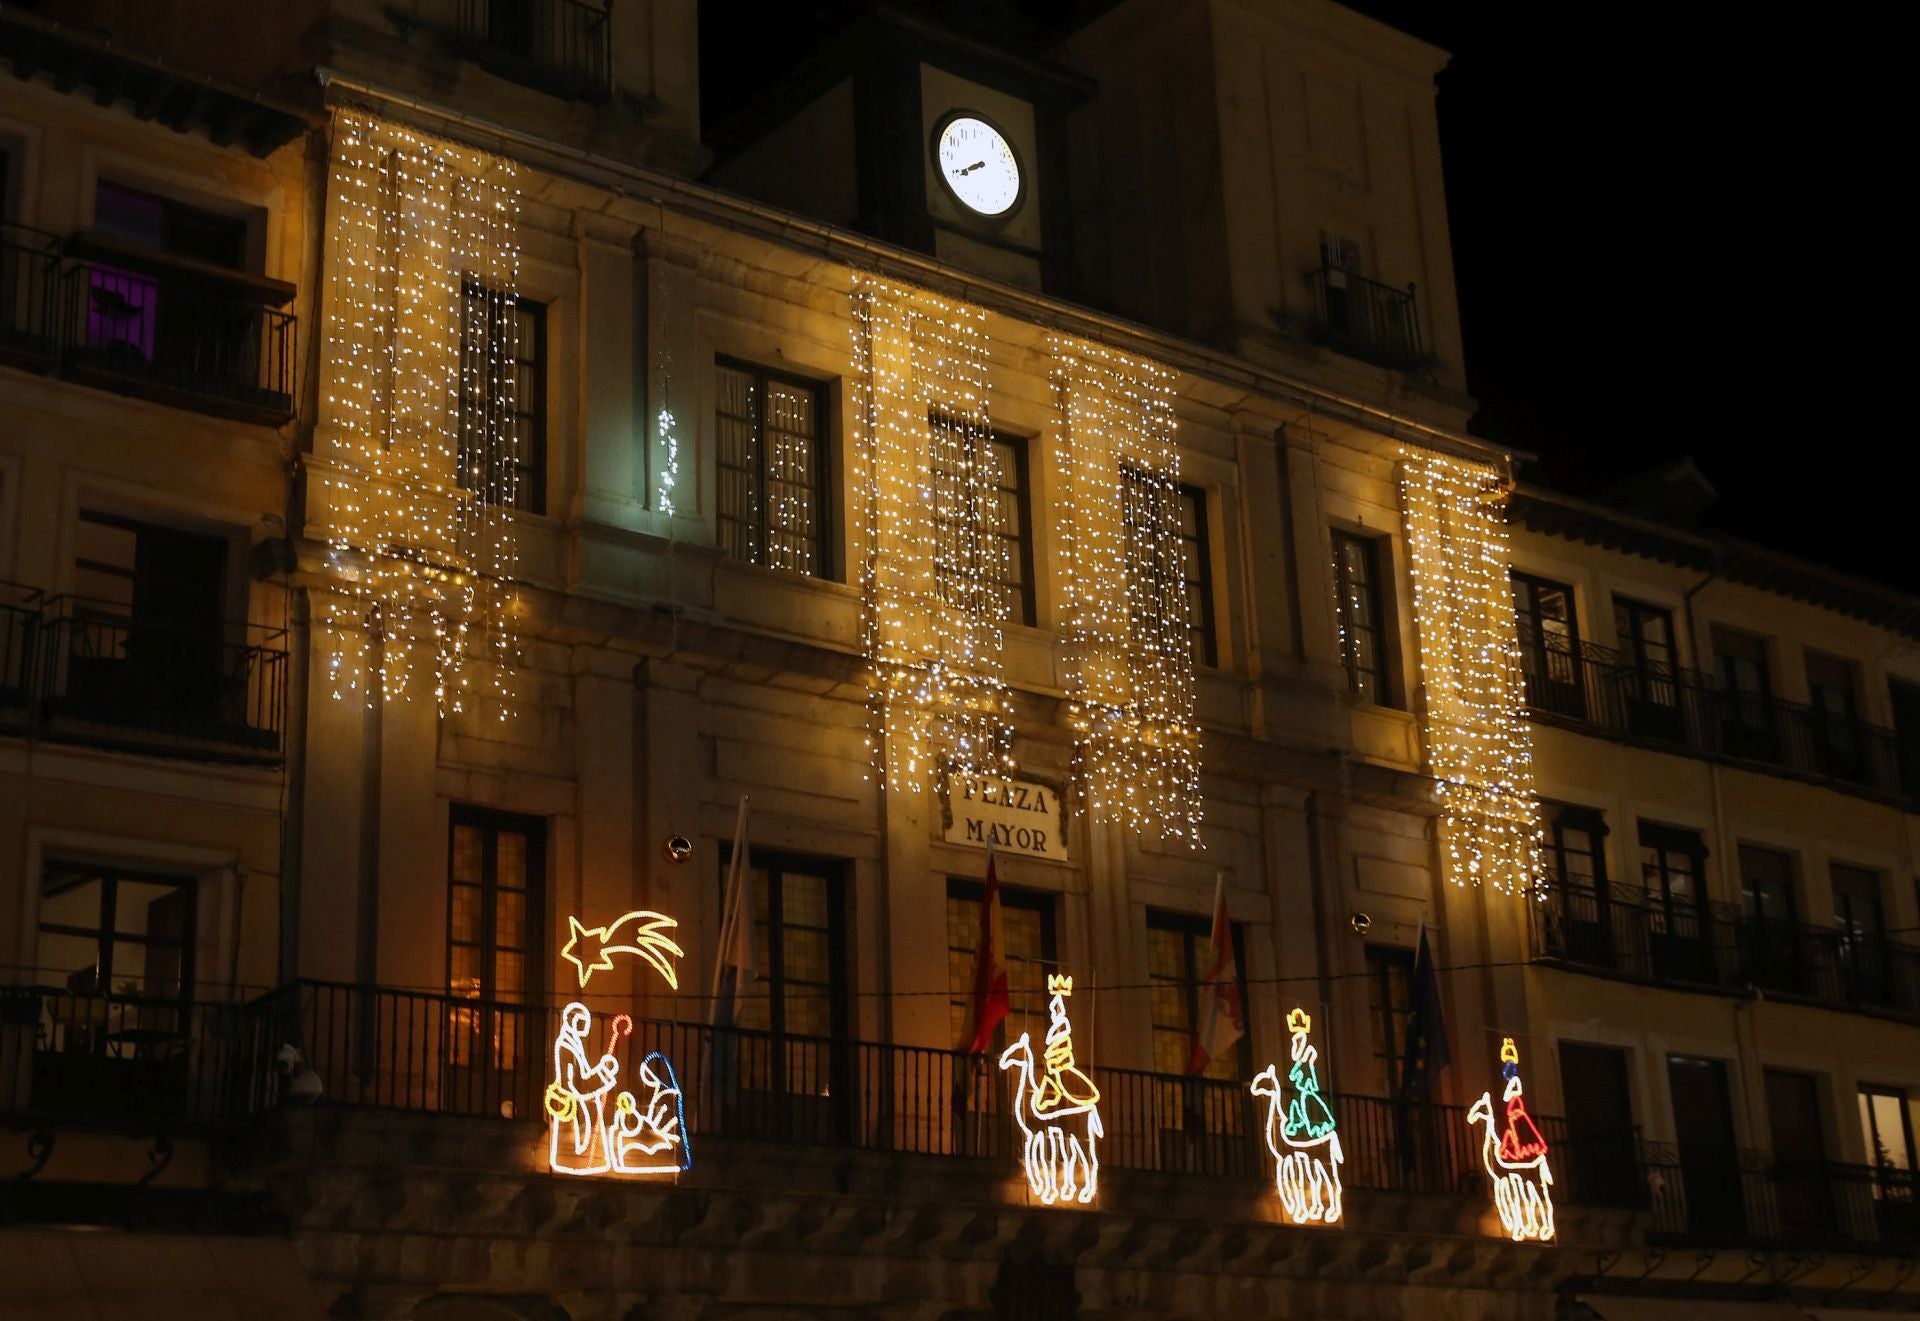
961, 849, 1011, 1055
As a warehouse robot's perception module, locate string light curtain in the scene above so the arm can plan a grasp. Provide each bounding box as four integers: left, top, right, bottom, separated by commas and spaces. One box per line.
1049, 335, 1202, 843
851, 273, 1014, 791
315, 110, 523, 716
1397, 447, 1544, 895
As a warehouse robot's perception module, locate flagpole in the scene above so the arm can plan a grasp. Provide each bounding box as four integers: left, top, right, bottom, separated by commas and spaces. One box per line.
710, 795, 749, 1015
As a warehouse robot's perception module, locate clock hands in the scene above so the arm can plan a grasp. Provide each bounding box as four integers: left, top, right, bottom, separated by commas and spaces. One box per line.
955, 160, 986, 176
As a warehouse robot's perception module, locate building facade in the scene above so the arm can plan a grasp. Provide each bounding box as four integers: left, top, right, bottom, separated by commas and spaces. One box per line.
1, 2, 1916, 1318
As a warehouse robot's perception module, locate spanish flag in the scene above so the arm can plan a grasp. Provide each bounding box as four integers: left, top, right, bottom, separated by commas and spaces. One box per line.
960, 848, 1011, 1056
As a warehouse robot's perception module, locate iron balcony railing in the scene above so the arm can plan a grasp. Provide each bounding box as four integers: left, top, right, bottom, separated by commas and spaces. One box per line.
1516, 625, 1907, 802
1305, 265, 1423, 370
33, 595, 288, 763
456, 0, 612, 102
1642, 1140, 1920, 1253
0, 580, 40, 734
0, 223, 59, 368
0, 984, 268, 1132
1532, 878, 1920, 1017
53, 251, 297, 423
249, 979, 1598, 1203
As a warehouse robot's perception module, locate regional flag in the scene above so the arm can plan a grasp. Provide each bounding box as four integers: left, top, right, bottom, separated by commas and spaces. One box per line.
1186, 872, 1246, 1076
959, 847, 1010, 1056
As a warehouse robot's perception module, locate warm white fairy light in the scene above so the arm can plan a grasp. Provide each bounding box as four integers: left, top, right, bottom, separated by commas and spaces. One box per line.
314, 109, 522, 717
1397, 448, 1544, 895
850, 273, 1014, 792
1049, 334, 1202, 843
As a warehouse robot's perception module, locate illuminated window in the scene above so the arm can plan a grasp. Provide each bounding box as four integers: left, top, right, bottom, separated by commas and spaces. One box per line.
1332, 530, 1392, 705
447, 807, 545, 1077
946, 879, 1055, 1049
716, 358, 829, 577
1859, 1084, 1919, 1174
982, 432, 1036, 626
1364, 944, 1414, 1094
460, 285, 546, 515
1145, 911, 1249, 1081
725, 851, 846, 1103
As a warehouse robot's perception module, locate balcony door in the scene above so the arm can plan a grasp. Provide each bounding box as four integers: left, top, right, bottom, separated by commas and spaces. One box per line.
946, 879, 1055, 1153
1832, 864, 1891, 1006
446, 807, 546, 1117
1614, 597, 1682, 740
1765, 1069, 1834, 1239
1667, 1055, 1745, 1237
1858, 1085, 1920, 1244
1512, 573, 1584, 719
1558, 1042, 1638, 1207
1640, 824, 1713, 983
1714, 628, 1777, 761
1737, 846, 1801, 994
69, 512, 229, 740
1806, 653, 1865, 782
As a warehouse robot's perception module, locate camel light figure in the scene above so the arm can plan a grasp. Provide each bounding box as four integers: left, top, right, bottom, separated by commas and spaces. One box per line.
999, 974, 1103, 1205
1466, 1037, 1555, 1242
1250, 1008, 1344, 1225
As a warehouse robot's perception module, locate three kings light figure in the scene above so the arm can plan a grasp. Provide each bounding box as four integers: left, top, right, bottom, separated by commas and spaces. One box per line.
998, 974, 1104, 1205
1468, 1036, 1555, 1241
545, 909, 692, 1178
1250, 1008, 1344, 1225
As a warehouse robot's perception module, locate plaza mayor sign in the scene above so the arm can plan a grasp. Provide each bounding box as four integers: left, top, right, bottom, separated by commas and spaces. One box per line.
944, 773, 1067, 862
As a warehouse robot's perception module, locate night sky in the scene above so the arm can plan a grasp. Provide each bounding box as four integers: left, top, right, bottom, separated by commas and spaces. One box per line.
701, 4, 1909, 591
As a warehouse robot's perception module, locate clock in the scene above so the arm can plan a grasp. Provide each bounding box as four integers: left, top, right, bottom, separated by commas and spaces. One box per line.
933, 113, 1023, 219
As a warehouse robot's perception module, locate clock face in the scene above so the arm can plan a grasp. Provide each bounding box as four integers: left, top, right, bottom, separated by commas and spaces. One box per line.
935, 115, 1022, 218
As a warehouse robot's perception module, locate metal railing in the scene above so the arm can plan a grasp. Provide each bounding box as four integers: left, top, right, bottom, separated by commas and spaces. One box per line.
0, 581, 40, 734
52, 255, 296, 422
1532, 879, 1920, 1017
33, 595, 288, 762
1305, 265, 1423, 369
456, 0, 612, 102
1642, 1141, 1920, 1252
0, 985, 267, 1131
0, 223, 59, 366
250, 980, 1579, 1201
1517, 625, 1907, 802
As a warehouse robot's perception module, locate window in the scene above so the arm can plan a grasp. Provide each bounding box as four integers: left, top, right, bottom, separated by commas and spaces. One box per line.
36, 859, 194, 1000
1559, 1042, 1639, 1207
1614, 597, 1682, 737
1639, 823, 1712, 982
1511, 572, 1582, 717
1713, 628, 1775, 757
1332, 530, 1393, 705
1364, 944, 1415, 1094
1174, 484, 1216, 667
74, 511, 226, 631
1542, 803, 1611, 966
1890, 679, 1920, 795
447, 808, 545, 1005
983, 433, 1035, 626
716, 359, 829, 577
1806, 652, 1863, 779
734, 851, 846, 1061
1832, 863, 1891, 1005
94, 181, 248, 270
1859, 1085, 1919, 1174
459, 285, 546, 515
946, 880, 1055, 1049
1146, 911, 1249, 1081
1738, 845, 1798, 993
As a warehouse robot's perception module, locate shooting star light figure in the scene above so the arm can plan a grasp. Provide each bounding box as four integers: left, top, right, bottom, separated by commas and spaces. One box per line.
561, 910, 685, 990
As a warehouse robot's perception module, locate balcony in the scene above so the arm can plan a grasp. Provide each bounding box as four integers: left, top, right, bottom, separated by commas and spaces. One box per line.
30, 595, 288, 764
0, 581, 38, 734
1642, 1141, 1920, 1254
454, 0, 612, 103
1517, 625, 1909, 804
0, 224, 59, 369
0, 984, 262, 1133
1531, 879, 1920, 1019
1305, 265, 1424, 370
0, 228, 297, 425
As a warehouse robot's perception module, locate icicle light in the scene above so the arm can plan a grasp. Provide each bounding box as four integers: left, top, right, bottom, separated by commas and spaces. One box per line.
851, 273, 1014, 791
314, 110, 522, 717
1397, 447, 1544, 895
1049, 334, 1202, 844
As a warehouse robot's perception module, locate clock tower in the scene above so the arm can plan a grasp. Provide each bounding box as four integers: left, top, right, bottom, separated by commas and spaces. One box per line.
707, 8, 1088, 294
